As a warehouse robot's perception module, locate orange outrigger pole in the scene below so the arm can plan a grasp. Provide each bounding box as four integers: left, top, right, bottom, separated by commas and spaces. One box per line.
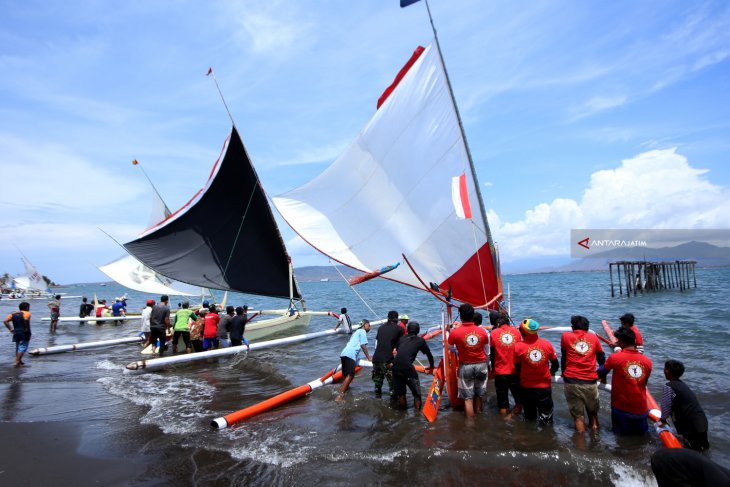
211, 366, 363, 429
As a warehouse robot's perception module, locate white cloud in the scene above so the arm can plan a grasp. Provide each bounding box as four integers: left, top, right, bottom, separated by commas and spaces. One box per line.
491, 148, 730, 261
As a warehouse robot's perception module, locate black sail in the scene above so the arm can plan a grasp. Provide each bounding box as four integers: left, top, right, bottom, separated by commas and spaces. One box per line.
124, 126, 300, 300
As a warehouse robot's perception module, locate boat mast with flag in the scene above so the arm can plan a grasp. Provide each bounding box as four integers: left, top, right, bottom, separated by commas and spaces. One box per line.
272, 0, 503, 416
121, 71, 337, 346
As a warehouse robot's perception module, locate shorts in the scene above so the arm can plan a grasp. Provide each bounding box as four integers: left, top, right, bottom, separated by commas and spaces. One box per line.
494, 373, 520, 409
51, 312, 60, 321
203, 338, 219, 350
457, 362, 488, 400
393, 367, 421, 398
341, 356, 357, 378
564, 382, 600, 418
611, 407, 649, 435
149, 328, 168, 352
172, 331, 191, 348
15, 339, 30, 354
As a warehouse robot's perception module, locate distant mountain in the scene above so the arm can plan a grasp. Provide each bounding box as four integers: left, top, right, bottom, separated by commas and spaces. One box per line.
547, 241, 730, 273
294, 265, 359, 282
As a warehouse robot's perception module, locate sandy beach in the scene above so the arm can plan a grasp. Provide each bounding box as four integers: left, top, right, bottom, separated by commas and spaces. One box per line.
0, 421, 142, 486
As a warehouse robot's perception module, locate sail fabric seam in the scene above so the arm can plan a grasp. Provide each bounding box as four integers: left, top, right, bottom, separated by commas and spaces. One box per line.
139, 134, 231, 238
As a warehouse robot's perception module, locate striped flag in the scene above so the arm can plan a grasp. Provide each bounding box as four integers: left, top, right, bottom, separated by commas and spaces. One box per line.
132, 159, 138, 165
451, 173, 472, 219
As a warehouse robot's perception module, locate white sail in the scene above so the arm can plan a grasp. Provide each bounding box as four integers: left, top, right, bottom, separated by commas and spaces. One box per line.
98, 255, 195, 296
13, 257, 49, 292
273, 43, 500, 306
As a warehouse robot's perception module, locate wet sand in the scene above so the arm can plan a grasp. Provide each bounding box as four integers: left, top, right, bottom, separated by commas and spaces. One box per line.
0, 421, 141, 486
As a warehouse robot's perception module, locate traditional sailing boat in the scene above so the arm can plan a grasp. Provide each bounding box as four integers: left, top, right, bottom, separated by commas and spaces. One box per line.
122, 125, 332, 342
273, 37, 503, 412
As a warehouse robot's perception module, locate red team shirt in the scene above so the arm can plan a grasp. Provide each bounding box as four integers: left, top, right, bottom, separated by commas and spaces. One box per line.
203, 312, 220, 338
490, 325, 522, 375
447, 322, 489, 364
514, 336, 557, 389
603, 349, 652, 415
561, 330, 604, 381
630, 325, 643, 347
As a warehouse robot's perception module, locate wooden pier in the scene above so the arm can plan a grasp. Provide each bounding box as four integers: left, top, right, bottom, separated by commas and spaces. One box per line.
609, 261, 697, 297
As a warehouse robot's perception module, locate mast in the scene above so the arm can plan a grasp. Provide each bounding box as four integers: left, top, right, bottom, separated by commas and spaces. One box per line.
423, 0, 494, 248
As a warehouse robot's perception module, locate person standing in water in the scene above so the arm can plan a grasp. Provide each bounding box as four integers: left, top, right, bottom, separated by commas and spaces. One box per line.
660, 359, 710, 451
490, 314, 522, 415
4, 301, 31, 367
447, 304, 490, 418
560, 315, 605, 432
47, 294, 60, 333
391, 321, 434, 410
338, 320, 372, 400
598, 327, 653, 435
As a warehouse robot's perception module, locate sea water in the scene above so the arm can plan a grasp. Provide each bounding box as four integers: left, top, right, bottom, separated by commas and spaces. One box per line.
1, 268, 728, 486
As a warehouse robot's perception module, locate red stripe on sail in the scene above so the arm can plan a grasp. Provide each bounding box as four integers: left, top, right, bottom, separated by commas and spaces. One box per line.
439, 242, 500, 308
458, 174, 472, 219
377, 46, 426, 109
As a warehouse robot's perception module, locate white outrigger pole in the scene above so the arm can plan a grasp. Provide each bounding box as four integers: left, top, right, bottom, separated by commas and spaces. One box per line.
30, 336, 144, 356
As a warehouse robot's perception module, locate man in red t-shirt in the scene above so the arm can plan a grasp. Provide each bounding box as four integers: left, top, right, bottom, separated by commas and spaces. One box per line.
447, 304, 489, 418
203, 305, 221, 350
598, 326, 653, 434
560, 315, 606, 432
490, 314, 522, 414
619, 313, 644, 353
512, 318, 559, 424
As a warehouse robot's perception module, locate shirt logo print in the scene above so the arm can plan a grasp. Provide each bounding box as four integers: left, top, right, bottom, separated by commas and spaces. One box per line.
573, 339, 590, 355
625, 362, 645, 379
465, 333, 480, 347
500, 333, 514, 345
528, 348, 544, 364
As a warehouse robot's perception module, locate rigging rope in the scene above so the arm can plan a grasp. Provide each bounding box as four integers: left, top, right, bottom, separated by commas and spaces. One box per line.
223, 180, 258, 278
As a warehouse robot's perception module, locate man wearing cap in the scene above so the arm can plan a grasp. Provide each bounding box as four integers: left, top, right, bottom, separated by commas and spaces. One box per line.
140, 299, 154, 348
372, 310, 404, 399
172, 301, 195, 354
511, 318, 559, 424
392, 321, 434, 410
447, 304, 490, 418
491, 314, 522, 415
561, 315, 605, 432
598, 327, 653, 434
398, 314, 409, 334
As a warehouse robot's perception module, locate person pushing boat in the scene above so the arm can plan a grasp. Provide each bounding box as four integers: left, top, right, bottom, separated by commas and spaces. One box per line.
660, 359, 710, 451
560, 315, 605, 432
391, 321, 434, 410
490, 313, 522, 415
337, 319, 372, 401
447, 304, 490, 418
619, 313, 644, 353
598, 327, 653, 435
372, 310, 404, 399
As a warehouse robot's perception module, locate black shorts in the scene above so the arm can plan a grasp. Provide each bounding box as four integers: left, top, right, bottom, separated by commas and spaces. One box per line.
494, 373, 520, 409
341, 356, 357, 377
519, 386, 554, 424
393, 367, 421, 398
172, 330, 191, 347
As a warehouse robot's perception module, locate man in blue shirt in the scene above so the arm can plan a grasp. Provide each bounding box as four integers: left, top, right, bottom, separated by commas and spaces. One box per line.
338, 320, 372, 400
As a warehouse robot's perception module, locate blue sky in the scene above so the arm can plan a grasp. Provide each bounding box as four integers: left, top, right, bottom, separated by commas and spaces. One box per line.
2, 0, 729, 284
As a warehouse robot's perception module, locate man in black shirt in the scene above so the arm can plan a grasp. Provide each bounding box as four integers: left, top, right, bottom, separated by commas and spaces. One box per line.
229, 306, 250, 349
372, 310, 404, 399
392, 321, 434, 410
149, 295, 171, 356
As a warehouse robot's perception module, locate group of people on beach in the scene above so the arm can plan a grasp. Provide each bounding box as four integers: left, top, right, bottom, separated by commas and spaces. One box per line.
138, 295, 254, 356
334, 303, 710, 453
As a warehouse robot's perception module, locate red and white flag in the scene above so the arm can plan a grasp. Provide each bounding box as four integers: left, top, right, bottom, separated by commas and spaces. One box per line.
451, 173, 472, 219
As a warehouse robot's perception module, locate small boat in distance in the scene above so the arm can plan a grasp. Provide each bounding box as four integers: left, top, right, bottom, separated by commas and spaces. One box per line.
319, 278, 330, 282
